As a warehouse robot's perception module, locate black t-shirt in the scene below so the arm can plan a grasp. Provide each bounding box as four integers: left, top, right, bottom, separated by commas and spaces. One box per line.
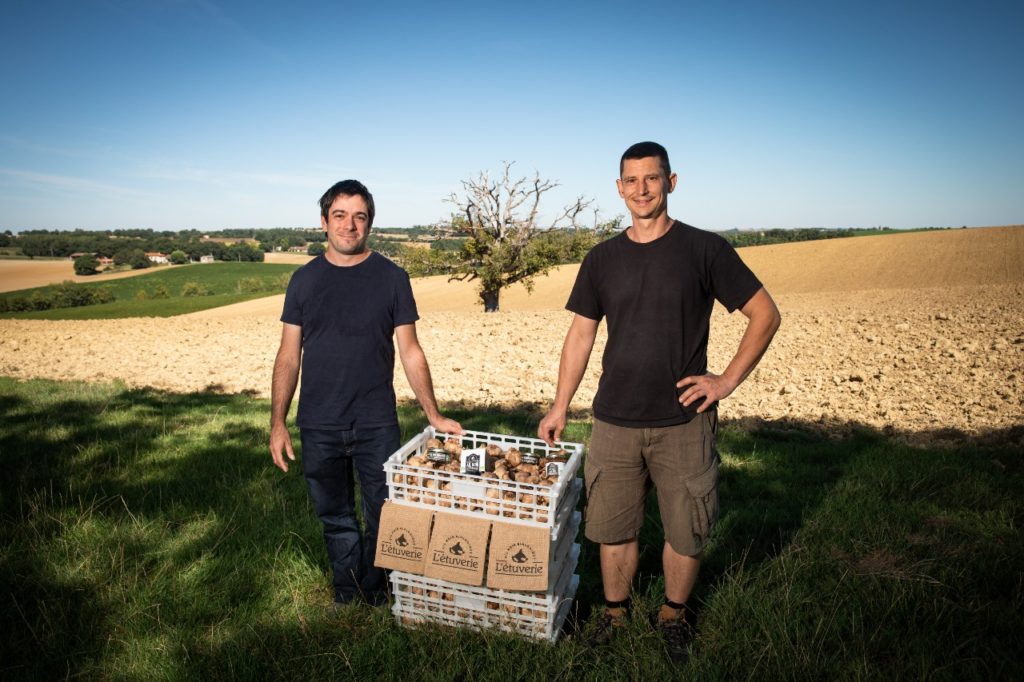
567, 221, 762, 427
281, 252, 419, 430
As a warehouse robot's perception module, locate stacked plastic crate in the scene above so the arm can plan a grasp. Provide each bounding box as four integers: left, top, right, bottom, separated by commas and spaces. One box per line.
384, 426, 583, 642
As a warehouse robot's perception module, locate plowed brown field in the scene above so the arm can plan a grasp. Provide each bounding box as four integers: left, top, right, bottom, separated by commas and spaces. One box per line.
0, 251, 309, 293
2, 226, 1022, 445
0, 259, 164, 292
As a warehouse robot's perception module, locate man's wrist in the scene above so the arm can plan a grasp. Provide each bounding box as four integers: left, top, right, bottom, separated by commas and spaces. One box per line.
548, 402, 569, 417
720, 372, 742, 394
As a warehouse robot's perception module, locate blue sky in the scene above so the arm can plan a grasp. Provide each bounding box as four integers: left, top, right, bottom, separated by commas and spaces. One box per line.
1, 0, 1021, 231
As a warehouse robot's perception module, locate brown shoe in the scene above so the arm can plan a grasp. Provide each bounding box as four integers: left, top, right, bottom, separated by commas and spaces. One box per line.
584, 606, 628, 647
653, 605, 696, 664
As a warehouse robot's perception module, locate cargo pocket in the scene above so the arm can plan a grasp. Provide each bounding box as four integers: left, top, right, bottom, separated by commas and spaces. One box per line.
684, 463, 719, 547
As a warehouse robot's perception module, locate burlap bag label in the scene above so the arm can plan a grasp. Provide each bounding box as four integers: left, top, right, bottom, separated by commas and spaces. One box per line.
423, 511, 490, 586
374, 501, 433, 574
486, 521, 550, 591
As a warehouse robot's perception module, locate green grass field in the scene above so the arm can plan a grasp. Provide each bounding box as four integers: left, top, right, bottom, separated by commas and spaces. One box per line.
1, 377, 1021, 680
0, 263, 299, 319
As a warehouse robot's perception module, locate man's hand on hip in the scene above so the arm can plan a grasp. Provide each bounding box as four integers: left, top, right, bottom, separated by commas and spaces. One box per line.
676, 372, 737, 413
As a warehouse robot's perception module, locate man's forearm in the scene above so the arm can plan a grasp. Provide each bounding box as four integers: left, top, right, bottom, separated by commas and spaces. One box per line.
721, 319, 777, 389
721, 292, 781, 390
271, 354, 299, 427
551, 320, 598, 413
402, 349, 442, 420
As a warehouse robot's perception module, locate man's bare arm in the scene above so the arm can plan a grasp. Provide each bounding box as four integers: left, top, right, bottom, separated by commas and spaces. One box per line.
538, 314, 600, 445
677, 287, 781, 412
269, 323, 302, 472
395, 323, 463, 435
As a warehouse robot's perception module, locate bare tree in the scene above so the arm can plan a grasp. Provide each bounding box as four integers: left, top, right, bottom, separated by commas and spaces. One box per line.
445, 162, 593, 312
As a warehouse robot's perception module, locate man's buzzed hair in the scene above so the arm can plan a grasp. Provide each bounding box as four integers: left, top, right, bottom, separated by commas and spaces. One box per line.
620, 141, 672, 179
319, 179, 376, 227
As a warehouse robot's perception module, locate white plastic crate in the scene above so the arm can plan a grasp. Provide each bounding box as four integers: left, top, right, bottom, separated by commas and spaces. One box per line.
386, 427, 584, 528
392, 575, 579, 644
548, 508, 581, 560
391, 544, 580, 643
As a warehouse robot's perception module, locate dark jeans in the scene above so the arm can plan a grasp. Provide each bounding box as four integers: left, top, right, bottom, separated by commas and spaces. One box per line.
300, 425, 400, 604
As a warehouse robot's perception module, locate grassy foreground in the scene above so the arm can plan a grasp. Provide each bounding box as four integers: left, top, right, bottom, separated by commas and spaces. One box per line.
0, 262, 298, 319
1, 377, 1021, 680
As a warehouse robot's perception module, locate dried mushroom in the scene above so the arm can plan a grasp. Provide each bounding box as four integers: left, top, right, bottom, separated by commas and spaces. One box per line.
504, 449, 522, 467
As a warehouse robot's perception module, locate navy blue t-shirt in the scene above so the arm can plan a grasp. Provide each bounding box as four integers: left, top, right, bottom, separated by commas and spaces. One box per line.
281, 252, 419, 430
567, 221, 762, 427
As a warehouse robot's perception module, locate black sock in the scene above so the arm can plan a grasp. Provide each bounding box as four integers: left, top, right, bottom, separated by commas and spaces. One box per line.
605, 597, 632, 611
664, 599, 686, 611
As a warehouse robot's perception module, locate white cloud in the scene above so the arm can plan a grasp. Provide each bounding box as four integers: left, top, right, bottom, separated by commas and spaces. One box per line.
0, 167, 144, 198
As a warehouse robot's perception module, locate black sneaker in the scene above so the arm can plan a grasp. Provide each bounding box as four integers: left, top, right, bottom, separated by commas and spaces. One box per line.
361, 590, 390, 607
653, 611, 696, 664
584, 607, 627, 647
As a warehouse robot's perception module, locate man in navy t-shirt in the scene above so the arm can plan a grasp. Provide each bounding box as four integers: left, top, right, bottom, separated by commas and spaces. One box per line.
269, 179, 462, 607
538, 142, 781, 662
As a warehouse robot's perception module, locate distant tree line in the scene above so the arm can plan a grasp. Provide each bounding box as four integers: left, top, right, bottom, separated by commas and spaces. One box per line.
9, 229, 286, 263
716, 226, 924, 247
6, 224, 954, 281
5, 226, 452, 264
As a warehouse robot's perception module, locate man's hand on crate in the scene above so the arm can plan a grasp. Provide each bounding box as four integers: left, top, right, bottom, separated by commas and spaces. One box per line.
538, 408, 566, 447
428, 414, 464, 436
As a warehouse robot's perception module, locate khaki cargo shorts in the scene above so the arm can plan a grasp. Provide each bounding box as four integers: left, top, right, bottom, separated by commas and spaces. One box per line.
583, 411, 720, 557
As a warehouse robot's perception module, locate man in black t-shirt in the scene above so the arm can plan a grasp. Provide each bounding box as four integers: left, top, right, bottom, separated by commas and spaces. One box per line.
538, 142, 780, 662
269, 179, 461, 608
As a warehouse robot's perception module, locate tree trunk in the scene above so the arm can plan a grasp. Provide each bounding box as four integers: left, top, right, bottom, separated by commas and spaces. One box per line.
482, 288, 500, 312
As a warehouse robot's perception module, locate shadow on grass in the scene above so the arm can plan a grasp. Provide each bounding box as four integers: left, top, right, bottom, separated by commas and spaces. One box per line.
0, 381, 315, 679
1, 380, 1020, 679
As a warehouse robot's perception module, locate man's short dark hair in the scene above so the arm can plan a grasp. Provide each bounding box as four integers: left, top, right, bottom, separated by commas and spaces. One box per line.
319, 179, 375, 227
620, 141, 671, 179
